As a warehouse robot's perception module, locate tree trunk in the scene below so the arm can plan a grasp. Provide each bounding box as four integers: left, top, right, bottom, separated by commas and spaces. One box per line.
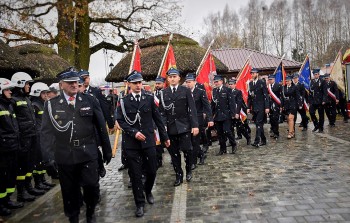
75, 0, 90, 70
56, 0, 75, 66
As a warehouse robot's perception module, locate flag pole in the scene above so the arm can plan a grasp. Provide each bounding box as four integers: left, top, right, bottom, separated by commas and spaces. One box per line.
157, 33, 173, 77
272, 53, 286, 75
236, 53, 253, 81
298, 54, 309, 75
196, 39, 215, 77
112, 39, 138, 158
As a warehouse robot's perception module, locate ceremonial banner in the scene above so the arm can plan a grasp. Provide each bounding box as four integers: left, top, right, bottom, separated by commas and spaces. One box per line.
274, 62, 287, 85
343, 48, 350, 63
196, 52, 216, 101
236, 59, 252, 104
330, 51, 345, 93
298, 55, 311, 90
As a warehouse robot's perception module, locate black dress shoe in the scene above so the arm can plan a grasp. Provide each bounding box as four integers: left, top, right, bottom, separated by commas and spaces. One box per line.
198, 155, 206, 165
231, 145, 237, 154
186, 173, 192, 182
318, 129, 324, 133
86, 214, 96, 223
235, 136, 242, 140
127, 181, 132, 188
68, 215, 79, 223
330, 124, 335, 127
302, 127, 307, 131
216, 151, 224, 156
191, 164, 197, 170
6, 199, 24, 209
312, 127, 319, 132
146, 193, 154, 204
0, 205, 11, 216
270, 134, 276, 138
251, 143, 260, 148
246, 137, 251, 145
260, 141, 267, 146
118, 164, 127, 171
135, 206, 144, 217
344, 119, 349, 123
173, 178, 183, 187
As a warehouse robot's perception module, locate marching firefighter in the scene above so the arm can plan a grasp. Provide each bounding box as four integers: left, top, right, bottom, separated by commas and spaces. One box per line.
41, 68, 112, 223
322, 73, 339, 127
116, 71, 170, 217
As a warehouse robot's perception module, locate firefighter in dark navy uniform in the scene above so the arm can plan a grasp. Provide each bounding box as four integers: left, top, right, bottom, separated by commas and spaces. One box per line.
267, 74, 282, 139
309, 69, 325, 133
79, 70, 114, 178
247, 68, 270, 147
228, 78, 251, 145
116, 71, 170, 217
160, 68, 199, 187
292, 74, 309, 131
41, 68, 112, 223
322, 73, 339, 127
185, 73, 213, 167
154, 76, 166, 168
212, 75, 237, 155
0, 78, 24, 216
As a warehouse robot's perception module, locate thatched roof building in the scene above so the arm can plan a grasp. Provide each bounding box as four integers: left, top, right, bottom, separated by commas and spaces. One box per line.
0, 40, 70, 84
105, 34, 228, 82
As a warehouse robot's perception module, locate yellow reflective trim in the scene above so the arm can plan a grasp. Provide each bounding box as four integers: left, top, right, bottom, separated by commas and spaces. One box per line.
42, 170, 47, 174
0, 192, 7, 198
13, 114, 16, 118
6, 188, 15, 193
33, 170, 38, 174
17, 176, 25, 180
38, 111, 44, 115
0, 110, 10, 116
16, 101, 27, 106
26, 172, 32, 177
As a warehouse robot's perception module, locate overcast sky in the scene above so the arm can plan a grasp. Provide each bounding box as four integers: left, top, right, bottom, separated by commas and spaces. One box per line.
89, 0, 273, 85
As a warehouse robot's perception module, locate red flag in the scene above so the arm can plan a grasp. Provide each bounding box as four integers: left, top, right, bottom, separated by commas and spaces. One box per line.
236, 60, 252, 104
196, 52, 216, 101
132, 43, 141, 72
159, 44, 177, 81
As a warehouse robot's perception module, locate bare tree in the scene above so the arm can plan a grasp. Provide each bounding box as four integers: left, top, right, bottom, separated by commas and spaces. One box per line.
201, 4, 242, 49
0, 0, 181, 70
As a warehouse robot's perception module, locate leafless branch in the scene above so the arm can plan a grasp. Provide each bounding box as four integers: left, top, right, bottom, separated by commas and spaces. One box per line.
90, 40, 132, 54
0, 27, 55, 44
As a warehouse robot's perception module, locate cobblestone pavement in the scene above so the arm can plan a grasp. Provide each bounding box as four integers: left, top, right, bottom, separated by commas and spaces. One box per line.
3, 120, 350, 223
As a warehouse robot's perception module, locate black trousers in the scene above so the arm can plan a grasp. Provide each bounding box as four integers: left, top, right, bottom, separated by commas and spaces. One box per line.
57, 159, 99, 218
125, 147, 157, 208
0, 151, 18, 199
215, 119, 236, 152
252, 110, 266, 144
269, 108, 280, 136
309, 104, 325, 130
233, 119, 251, 139
17, 136, 36, 181
338, 97, 349, 120
324, 102, 337, 125
294, 107, 308, 128
191, 126, 205, 164
34, 135, 44, 175
155, 145, 164, 167
168, 133, 192, 179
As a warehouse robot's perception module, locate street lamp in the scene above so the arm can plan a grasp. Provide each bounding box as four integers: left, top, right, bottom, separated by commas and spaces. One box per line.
109, 63, 114, 90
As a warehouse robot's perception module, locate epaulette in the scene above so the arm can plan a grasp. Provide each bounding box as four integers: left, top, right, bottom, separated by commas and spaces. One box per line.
144, 91, 153, 96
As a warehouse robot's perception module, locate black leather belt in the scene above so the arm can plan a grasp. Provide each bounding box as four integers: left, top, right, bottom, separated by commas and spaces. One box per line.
69, 136, 95, 147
